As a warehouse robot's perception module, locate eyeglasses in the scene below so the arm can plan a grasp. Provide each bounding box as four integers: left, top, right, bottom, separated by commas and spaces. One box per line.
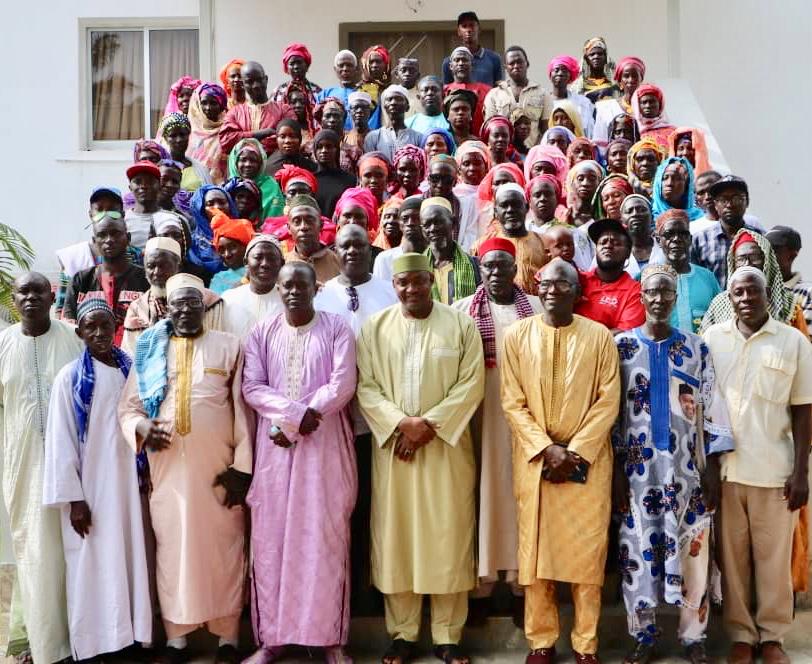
537, 279, 575, 293
642, 288, 677, 301
170, 299, 205, 311
714, 194, 746, 207
346, 286, 359, 312
91, 210, 123, 223
658, 229, 691, 241
428, 173, 455, 185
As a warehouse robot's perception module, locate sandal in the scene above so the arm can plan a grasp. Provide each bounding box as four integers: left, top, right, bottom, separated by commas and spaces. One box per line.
13, 650, 32, 664
434, 643, 471, 664
382, 639, 415, 664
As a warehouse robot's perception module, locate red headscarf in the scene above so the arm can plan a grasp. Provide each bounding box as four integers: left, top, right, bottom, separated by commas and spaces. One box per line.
282, 43, 312, 73
477, 163, 526, 203
332, 187, 380, 235
733, 231, 756, 252
547, 56, 580, 82
480, 115, 514, 143
274, 164, 318, 194
479, 237, 516, 258
614, 56, 646, 83
525, 174, 563, 205
218, 59, 245, 97
361, 45, 391, 84
358, 154, 390, 178
211, 212, 255, 250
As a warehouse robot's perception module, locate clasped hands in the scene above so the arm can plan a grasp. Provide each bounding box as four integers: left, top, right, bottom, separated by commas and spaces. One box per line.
269, 408, 323, 448
394, 416, 435, 462
535, 442, 582, 483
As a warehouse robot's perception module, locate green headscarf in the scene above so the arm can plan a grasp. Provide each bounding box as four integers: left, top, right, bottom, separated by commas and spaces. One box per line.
227, 138, 284, 219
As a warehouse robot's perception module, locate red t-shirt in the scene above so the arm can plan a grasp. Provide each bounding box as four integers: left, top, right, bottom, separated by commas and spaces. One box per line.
574, 268, 646, 331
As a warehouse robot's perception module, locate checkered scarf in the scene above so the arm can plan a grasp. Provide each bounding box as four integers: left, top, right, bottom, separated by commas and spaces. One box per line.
469, 284, 536, 368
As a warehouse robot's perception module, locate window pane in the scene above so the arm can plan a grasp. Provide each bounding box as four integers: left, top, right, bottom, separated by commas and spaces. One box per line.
149, 29, 199, 135
91, 30, 144, 140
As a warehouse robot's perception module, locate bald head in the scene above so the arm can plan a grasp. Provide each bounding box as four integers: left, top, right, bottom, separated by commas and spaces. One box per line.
241, 61, 269, 103
336, 223, 369, 244
278, 260, 317, 286
540, 257, 579, 286
13, 271, 55, 325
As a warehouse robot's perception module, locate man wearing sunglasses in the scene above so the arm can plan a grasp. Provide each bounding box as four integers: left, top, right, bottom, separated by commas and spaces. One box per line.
62, 203, 149, 345
314, 223, 398, 615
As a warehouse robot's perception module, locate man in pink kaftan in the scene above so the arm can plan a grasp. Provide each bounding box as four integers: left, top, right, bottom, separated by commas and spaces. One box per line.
241, 261, 358, 663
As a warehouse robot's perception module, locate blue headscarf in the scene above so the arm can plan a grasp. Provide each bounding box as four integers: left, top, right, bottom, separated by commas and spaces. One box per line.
651, 156, 704, 221
188, 185, 237, 273
421, 127, 457, 155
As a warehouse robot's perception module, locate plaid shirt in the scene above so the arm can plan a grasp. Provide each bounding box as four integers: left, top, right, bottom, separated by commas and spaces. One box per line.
690, 221, 760, 289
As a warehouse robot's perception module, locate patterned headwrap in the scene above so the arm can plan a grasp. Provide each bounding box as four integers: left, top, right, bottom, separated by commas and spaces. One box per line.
218, 59, 245, 97
422, 127, 457, 154
609, 113, 641, 143
160, 111, 191, 138
314, 97, 347, 125
547, 55, 580, 82
133, 139, 169, 162
578, 36, 615, 83
72, 299, 131, 450
211, 212, 255, 250
333, 187, 380, 234
224, 177, 263, 205
654, 207, 689, 234
700, 230, 798, 330
627, 137, 666, 182
392, 145, 427, 184
197, 82, 228, 110
163, 75, 201, 116
614, 56, 646, 83
274, 164, 318, 194
592, 174, 634, 218
477, 163, 526, 203
430, 153, 460, 174
188, 185, 237, 272
361, 44, 391, 84
651, 156, 704, 221
283, 80, 317, 134
282, 43, 312, 73
640, 263, 678, 287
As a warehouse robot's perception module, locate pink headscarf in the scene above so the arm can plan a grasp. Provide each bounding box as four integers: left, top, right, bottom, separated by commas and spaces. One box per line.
454, 140, 492, 171
163, 75, 202, 116
547, 56, 580, 82
525, 174, 562, 205
332, 187, 380, 235
282, 43, 312, 73
477, 163, 526, 203
614, 56, 646, 83
524, 144, 568, 191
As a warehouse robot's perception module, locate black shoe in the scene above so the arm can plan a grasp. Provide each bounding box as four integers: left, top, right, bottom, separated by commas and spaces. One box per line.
214, 645, 240, 664
466, 597, 490, 627
623, 641, 654, 664
152, 646, 186, 664
685, 642, 709, 664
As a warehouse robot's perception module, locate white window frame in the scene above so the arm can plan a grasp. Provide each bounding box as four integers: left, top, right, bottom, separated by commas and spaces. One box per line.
79, 17, 202, 151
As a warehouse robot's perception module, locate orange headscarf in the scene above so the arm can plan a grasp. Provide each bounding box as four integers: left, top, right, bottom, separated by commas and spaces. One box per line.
211, 212, 255, 250
219, 58, 246, 98
667, 127, 711, 177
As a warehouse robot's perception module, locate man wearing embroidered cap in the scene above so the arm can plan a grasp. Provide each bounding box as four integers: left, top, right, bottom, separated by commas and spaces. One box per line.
453, 238, 541, 625
703, 266, 812, 664
363, 85, 423, 162
442, 11, 503, 86
502, 258, 620, 664
421, 196, 481, 305
613, 265, 733, 664
346, 90, 374, 151
44, 298, 152, 660
62, 208, 149, 345
122, 237, 225, 354
119, 272, 253, 664
0, 272, 82, 664
357, 252, 484, 664
473, 182, 548, 294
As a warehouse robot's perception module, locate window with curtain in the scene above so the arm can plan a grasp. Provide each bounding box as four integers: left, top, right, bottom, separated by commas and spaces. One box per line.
90, 27, 199, 143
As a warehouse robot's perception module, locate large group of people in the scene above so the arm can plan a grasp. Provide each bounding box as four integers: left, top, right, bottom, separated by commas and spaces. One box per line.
3, 10, 812, 664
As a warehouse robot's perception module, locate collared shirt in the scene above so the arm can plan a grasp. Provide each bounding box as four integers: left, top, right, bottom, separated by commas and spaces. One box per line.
483, 80, 551, 146
786, 272, 812, 336
442, 47, 503, 86
690, 220, 760, 289
363, 126, 424, 162
704, 316, 812, 488
574, 268, 645, 331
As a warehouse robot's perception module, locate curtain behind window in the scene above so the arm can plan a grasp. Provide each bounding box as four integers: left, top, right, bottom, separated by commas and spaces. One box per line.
91, 30, 144, 140
149, 29, 199, 136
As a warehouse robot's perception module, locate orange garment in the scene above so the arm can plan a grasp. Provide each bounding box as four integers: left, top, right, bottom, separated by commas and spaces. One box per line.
667, 127, 711, 177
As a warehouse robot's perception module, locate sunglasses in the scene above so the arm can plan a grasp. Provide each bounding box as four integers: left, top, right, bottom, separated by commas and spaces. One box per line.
91, 210, 123, 223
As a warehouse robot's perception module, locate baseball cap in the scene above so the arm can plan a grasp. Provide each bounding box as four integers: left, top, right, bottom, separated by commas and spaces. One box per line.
588, 217, 631, 245
89, 186, 123, 205
708, 174, 748, 199
457, 11, 480, 25
126, 161, 161, 181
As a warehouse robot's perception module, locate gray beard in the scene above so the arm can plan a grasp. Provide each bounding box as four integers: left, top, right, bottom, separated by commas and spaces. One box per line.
150, 285, 167, 297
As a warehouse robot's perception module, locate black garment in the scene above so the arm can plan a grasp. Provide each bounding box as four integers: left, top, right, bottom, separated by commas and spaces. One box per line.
315, 166, 357, 218
63, 263, 150, 342
264, 151, 318, 177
